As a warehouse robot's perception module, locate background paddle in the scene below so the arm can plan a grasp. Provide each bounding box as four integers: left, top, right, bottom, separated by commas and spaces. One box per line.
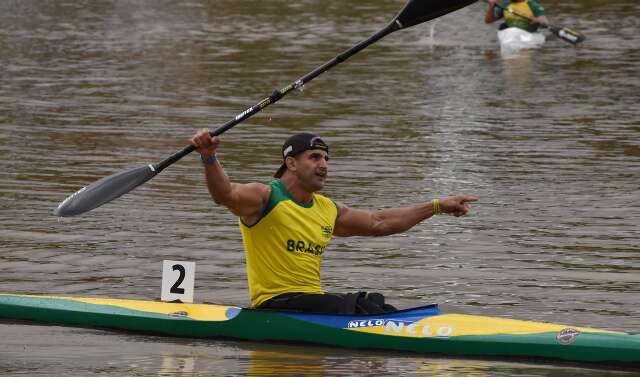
491, 1, 585, 45
54, 0, 478, 217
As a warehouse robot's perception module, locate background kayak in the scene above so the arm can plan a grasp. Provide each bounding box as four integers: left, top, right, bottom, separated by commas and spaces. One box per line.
498, 27, 546, 54
1, 294, 639, 369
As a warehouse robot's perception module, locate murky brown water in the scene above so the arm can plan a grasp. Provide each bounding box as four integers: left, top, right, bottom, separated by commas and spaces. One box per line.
1, 0, 639, 375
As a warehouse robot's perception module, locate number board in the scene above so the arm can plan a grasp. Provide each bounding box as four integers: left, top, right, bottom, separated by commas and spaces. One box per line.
161, 260, 195, 303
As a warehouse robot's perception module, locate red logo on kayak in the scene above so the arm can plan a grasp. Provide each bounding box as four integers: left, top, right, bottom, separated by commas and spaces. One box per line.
556, 328, 580, 345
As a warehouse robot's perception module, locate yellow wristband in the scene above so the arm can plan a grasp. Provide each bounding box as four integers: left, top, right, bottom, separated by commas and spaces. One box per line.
432, 199, 443, 215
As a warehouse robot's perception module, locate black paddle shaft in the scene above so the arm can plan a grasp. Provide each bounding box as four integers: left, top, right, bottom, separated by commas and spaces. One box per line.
54, 0, 479, 217
154, 23, 399, 173
156, 0, 480, 172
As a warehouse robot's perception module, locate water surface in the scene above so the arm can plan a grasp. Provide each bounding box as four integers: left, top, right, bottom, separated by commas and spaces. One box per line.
1, 0, 639, 375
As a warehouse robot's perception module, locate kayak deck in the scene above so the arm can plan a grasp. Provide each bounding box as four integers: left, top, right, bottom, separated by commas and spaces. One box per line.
0, 294, 638, 369
498, 27, 545, 53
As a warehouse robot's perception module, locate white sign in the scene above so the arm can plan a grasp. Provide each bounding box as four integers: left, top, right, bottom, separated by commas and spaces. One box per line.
161, 260, 195, 303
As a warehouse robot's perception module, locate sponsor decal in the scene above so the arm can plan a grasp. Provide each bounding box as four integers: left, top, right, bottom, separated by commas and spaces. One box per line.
320, 225, 333, 238
556, 328, 580, 345
258, 98, 271, 109
347, 319, 454, 338
169, 311, 188, 318
347, 319, 386, 328
235, 107, 254, 121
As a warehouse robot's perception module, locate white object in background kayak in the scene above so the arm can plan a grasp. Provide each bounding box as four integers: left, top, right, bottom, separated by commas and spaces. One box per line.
498, 27, 545, 53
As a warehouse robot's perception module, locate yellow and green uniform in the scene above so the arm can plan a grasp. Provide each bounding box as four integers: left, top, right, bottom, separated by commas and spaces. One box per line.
495, 0, 545, 33
239, 179, 339, 307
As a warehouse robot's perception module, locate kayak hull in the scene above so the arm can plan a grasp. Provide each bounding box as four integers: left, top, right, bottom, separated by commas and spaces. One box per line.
498, 27, 545, 53
1, 294, 638, 369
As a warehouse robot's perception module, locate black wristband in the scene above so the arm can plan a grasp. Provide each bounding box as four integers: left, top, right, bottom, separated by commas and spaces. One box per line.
201, 154, 218, 165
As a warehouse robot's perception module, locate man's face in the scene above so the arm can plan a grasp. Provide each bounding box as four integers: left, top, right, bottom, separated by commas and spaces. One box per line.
289, 149, 329, 191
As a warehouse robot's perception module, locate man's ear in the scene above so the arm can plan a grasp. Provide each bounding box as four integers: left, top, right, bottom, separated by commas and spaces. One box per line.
285, 156, 297, 172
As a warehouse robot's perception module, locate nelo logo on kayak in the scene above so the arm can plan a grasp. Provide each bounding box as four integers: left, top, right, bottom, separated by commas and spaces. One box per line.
347, 319, 386, 328
556, 328, 580, 345
347, 319, 454, 337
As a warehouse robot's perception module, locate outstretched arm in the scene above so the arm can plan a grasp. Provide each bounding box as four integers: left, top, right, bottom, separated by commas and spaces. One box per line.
333, 195, 478, 237
190, 129, 270, 223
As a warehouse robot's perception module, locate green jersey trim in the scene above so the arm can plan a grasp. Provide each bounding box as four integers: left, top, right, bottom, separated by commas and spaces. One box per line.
243, 180, 320, 228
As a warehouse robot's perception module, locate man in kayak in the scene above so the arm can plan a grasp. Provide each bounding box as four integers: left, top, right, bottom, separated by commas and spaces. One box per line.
191, 130, 478, 314
485, 0, 548, 33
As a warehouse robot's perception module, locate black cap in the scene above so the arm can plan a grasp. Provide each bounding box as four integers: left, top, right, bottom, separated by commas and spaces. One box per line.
274, 133, 329, 178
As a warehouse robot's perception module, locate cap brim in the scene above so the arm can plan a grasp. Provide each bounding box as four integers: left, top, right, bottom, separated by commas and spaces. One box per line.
274, 163, 287, 178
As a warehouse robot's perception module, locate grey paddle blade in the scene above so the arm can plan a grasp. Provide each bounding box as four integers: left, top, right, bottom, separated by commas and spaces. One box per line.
395, 0, 478, 29
54, 165, 157, 217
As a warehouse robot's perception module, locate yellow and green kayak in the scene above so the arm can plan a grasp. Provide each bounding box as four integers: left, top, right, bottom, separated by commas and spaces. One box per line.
0, 294, 638, 369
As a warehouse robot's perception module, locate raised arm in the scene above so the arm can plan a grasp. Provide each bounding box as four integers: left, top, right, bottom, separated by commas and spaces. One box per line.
333, 195, 478, 237
485, 0, 500, 24
190, 129, 270, 224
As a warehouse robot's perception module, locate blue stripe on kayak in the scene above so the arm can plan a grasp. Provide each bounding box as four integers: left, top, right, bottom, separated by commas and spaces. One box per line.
279, 304, 441, 328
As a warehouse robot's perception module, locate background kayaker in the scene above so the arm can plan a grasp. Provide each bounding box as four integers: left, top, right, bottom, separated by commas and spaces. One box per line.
485, 0, 548, 32
191, 129, 478, 314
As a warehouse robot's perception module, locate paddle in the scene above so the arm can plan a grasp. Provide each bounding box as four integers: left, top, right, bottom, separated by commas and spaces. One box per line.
54, 0, 479, 217
490, 1, 585, 45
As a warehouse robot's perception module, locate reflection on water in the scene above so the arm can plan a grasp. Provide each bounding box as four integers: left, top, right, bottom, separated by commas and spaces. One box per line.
1, 323, 636, 376
247, 350, 324, 377
500, 49, 536, 91
0, 0, 639, 375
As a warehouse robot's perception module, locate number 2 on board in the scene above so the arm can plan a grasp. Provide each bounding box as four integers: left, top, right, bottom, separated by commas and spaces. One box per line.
170, 264, 186, 294
161, 260, 195, 303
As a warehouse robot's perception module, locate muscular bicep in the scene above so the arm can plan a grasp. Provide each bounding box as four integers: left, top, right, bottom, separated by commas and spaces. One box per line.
333, 204, 379, 237
223, 182, 270, 220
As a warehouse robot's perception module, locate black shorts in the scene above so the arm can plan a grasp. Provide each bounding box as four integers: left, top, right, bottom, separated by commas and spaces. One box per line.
256, 291, 397, 314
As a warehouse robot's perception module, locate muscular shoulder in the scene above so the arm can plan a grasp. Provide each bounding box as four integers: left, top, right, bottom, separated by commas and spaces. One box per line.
225, 180, 269, 210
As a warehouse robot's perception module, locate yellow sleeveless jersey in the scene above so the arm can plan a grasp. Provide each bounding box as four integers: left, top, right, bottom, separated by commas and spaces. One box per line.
499, 0, 545, 32
504, 1, 535, 23
239, 179, 339, 307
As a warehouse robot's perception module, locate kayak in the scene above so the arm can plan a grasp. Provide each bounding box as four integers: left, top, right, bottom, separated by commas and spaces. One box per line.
1, 294, 639, 369
498, 27, 545, 53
